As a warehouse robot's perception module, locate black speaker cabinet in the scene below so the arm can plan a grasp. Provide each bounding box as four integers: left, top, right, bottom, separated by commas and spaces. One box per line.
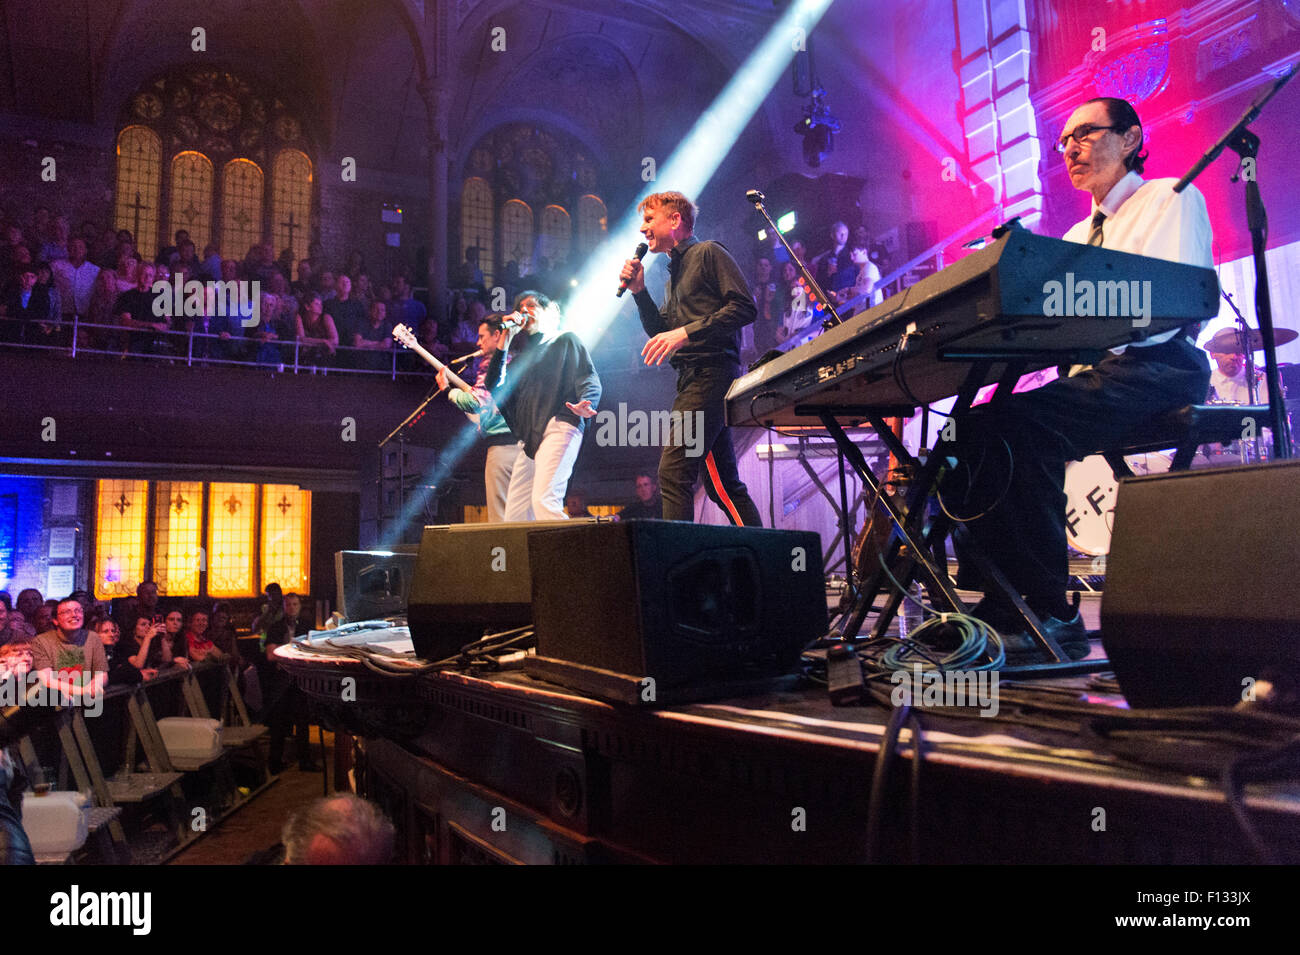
1101, 460, 1300, 708
407, 521, 592, 662
335, 548, 419, 623
525, 521, 828, 703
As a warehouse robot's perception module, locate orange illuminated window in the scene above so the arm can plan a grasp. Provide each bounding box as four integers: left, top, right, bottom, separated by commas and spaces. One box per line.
114, 126, 162, 253
577, 194, 607, 253
169, 151, 214, 254
207, 483, 257, 598
94, 480, 149, 599
539, 205, 571, 273
272, 149, 313, 266
152, 482, 204, 596
221, 158, 264, 261
460, 177, 495, 288
500, 199, 534, 275
260, 485, 310, 595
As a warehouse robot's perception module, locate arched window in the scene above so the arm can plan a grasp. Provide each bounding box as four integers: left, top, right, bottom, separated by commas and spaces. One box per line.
169, 151, 214, 254
577, 194, 607, 254
114, 126, 162, 253
272, 149, 313, 266
222, 158, 264, 260
460, 177, 495, 287
539, 205, 571, 273
500, 199, 534, 276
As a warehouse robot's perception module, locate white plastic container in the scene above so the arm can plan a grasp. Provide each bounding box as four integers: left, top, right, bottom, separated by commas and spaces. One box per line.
21, 791, 89, 856
156, 717, 222, 761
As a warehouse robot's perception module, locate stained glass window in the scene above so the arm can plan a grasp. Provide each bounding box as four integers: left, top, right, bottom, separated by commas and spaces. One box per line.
94, 480, 149, 599
152, 481, 204, 596
169, 151, 213, 254
500, 199, 533, 276
460, 177, 495, 288
114, 126, 162, 254
207, 482, 256, 598
539, 205, 571, 274
272, 149, 313, 267
577, 194, 607, 254
221, 158, 264, 261
260, 485, 310, 595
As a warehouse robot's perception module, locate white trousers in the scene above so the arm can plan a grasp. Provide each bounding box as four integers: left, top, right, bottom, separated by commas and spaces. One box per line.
502, 417, 583, 521
484, 441, 522, 523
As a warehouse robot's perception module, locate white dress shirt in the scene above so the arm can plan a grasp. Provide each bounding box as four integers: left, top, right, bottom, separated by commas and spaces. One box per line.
1209, 367, 1266, 405
51, 258, 100, 316
1062, 170, 1214, 348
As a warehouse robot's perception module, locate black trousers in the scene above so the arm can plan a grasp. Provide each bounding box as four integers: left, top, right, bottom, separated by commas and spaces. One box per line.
659, 364, 762, 526
944, 336, 1210, 613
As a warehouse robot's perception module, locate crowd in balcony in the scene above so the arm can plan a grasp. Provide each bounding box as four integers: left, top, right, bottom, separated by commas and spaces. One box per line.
0, 207, 578, 375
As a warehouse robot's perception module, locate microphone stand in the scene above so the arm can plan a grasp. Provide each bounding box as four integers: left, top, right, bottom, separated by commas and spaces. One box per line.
1219, 290, 1263, 461
376, 383, 444, 538
1174, 65, 1295, 458
746, 189, 844, 329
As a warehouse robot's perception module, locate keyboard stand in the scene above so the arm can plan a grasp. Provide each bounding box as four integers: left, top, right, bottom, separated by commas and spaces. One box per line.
807, 357, 1107, 673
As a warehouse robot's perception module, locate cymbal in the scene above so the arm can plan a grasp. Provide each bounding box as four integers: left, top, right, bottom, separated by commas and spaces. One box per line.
1203, 326, 1299, 354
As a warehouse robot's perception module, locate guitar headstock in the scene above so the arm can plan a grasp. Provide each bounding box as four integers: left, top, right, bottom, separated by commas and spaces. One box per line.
392, 323, 416, 348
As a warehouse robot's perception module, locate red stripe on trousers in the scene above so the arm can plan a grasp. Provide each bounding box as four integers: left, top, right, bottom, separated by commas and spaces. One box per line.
705, 451, 744, 526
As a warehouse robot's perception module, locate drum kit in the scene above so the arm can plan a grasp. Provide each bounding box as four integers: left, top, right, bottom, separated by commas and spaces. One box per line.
1066, 322, 1298, 557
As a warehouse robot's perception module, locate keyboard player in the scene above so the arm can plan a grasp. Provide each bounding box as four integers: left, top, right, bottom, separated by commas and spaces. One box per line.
944, 97, 1212, 661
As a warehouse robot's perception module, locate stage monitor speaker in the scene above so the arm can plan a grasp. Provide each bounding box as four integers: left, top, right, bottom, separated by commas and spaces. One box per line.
526, 521, 827, 703
406, 521, 594, 662
1100, 460, 1300, 708
335, 548, 419, 623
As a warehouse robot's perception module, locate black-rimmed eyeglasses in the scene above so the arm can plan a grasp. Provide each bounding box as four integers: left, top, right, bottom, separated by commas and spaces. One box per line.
1055, 123, 1125, 153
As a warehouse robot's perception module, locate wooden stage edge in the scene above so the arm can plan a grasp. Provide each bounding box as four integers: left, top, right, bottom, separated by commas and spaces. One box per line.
278, 645, 1300, 865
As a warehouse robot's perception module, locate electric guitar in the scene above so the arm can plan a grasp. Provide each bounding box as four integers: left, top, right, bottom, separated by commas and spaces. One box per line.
391, 323, 475, 394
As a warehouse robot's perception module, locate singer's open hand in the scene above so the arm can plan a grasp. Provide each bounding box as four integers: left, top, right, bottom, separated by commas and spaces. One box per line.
620, 259, 646, 295
642, 327, 689, 366
565, 400, 597, 418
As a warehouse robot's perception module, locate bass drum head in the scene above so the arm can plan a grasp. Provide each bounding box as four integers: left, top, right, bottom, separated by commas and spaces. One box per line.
1065, 452, 1171, 556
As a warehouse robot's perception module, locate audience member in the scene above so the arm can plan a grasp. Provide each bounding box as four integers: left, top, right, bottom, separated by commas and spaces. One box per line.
0, 261, 50, 344
114, 261, 169, 355
157, 229, 189, 265
30, 598, 108, 689
292, 259, 313, 297
159, 609, 191, 670
391, 275, 427, 331
52, 237, 100, 329
617, 472, 663, 521
282, 793, 394, 865
199, 243, 223, 281
183, 606, 228, 663
813, 221, 856, 302
110, 613, 166, 682
14, 589, 43, 638
564, 489, 592, 518
751, 256, 779, 356
352, 300, 394, 371
295, 292, 338, 364
40, 216, 71, 263
325, 274, 366, 347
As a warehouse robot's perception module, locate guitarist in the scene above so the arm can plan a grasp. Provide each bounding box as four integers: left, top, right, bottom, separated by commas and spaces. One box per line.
436, 313, 523, 523
484, 291, 601, 521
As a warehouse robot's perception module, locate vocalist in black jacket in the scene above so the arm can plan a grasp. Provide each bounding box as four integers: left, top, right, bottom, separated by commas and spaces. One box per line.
620, 191, 761, 525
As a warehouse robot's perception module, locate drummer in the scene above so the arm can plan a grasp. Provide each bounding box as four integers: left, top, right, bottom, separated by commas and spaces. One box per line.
1204, 327, 1268, 405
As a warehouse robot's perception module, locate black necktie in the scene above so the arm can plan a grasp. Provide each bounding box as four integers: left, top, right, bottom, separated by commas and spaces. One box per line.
1087, 211, 1106, 247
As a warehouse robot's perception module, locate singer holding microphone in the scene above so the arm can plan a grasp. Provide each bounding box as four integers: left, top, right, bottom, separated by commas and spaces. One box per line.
437, 313, 523, 523
619, 191, 762, 526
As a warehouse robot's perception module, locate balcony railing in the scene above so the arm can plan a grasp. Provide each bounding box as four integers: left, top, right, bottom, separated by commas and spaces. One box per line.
0, 315, 441, 380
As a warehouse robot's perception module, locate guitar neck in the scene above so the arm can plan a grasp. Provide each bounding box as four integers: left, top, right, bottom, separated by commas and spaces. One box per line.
401, 336, 475, 393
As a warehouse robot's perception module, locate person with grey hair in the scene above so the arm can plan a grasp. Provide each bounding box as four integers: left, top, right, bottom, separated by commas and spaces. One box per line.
282, 793, 395, 865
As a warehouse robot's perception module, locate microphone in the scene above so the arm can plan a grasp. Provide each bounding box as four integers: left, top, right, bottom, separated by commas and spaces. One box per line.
451, 349, 482, 365
746, 189, 765, 205
616, 242, 650, 297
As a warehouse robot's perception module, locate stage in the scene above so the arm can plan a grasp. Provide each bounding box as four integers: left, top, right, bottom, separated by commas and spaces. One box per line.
277, 638, 1300, 865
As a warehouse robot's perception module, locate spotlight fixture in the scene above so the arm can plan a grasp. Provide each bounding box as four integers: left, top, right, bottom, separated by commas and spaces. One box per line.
795, 86, 840, 168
